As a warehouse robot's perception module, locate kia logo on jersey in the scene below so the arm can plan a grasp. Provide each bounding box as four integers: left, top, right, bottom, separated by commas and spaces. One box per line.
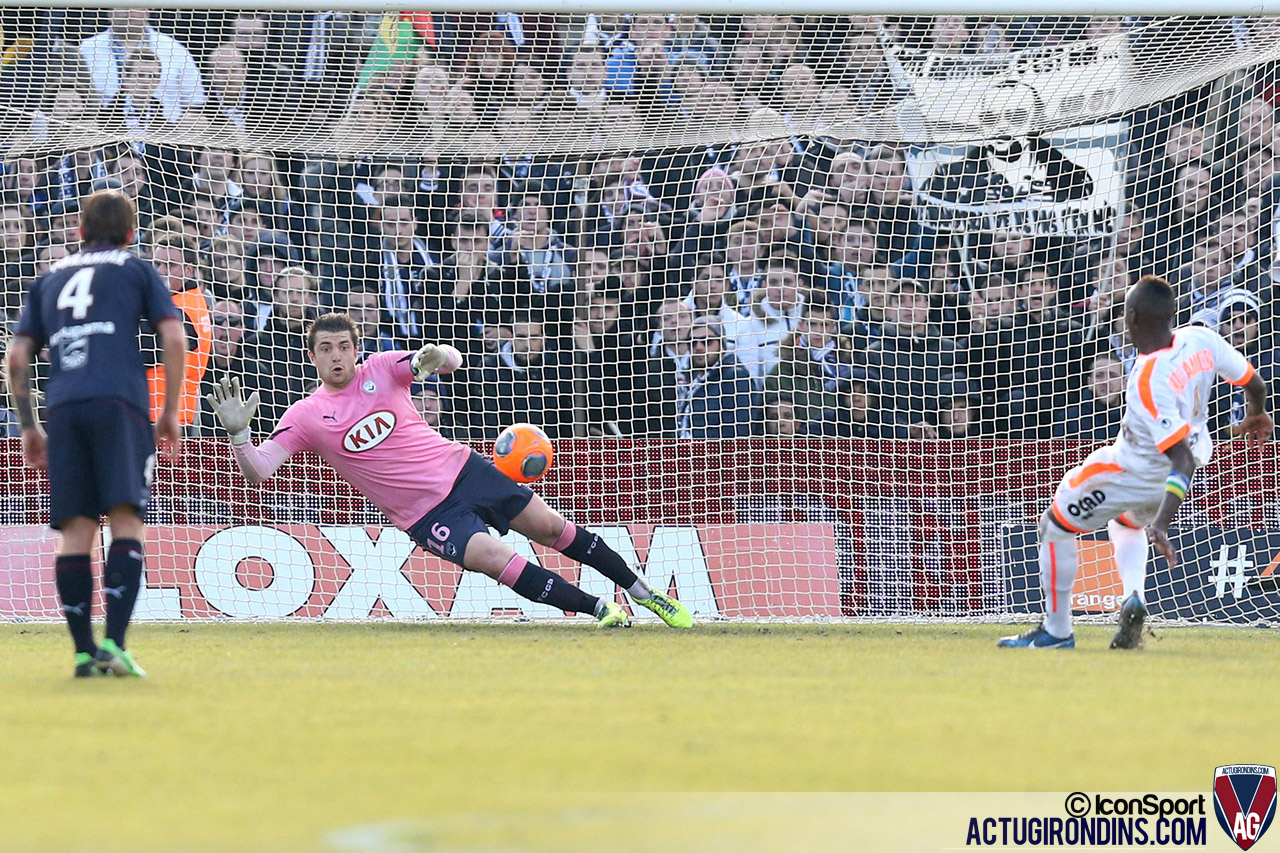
1215, 765, 1277, 850
343, 411, 396, 452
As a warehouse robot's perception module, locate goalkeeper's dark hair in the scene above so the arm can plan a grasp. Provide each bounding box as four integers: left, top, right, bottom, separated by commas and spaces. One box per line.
306, 312, 360, 352
80, 189, 136, 246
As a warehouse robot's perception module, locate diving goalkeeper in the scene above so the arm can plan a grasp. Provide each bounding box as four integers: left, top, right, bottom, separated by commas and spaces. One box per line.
207, 312, 692, 628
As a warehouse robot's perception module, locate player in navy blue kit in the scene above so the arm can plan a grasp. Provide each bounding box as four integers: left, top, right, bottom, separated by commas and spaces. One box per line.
6, 190, 187, 677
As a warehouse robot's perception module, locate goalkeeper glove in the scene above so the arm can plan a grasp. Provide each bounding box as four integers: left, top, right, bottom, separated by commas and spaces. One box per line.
411, 343, 460, 380
205, 376, 260, 446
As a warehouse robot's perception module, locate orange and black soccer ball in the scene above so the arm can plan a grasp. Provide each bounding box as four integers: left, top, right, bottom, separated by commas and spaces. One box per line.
492, 423, 554, 483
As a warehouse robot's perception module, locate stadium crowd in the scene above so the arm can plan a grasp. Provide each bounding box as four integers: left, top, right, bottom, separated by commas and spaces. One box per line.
0, 11, 1276, 441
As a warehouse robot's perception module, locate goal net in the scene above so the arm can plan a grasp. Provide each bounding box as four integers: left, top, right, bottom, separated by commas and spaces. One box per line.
1, 11, 1279, 623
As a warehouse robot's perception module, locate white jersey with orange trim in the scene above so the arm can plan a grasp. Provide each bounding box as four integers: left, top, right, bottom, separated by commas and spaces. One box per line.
1113, 325, 1255, 475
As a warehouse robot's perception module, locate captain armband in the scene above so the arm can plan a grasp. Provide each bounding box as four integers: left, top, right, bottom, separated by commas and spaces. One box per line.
1165, 471, 1191, 500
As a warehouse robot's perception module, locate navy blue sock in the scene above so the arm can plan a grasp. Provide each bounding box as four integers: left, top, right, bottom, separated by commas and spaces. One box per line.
55, 555, 96, 655
511, 563, 600, 615
104, 539, 144, 648
555, 523, 640, 589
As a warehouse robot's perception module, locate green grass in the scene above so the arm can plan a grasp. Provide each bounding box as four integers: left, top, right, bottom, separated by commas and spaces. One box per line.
2, 622, 1278, 850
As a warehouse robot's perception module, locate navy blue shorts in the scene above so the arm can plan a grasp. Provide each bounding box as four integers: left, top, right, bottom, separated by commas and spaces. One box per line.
408, 451, 535, 566
46, 399, 156, 530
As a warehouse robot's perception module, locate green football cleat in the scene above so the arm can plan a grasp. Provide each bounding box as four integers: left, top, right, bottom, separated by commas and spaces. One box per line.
596, 600, 631, 629
94, 639, 147, 677
74, 651, 99, 678
635, 590, 693, 629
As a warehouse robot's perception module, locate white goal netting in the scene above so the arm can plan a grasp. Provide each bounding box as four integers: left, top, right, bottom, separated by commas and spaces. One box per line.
1, 11, 1278, 623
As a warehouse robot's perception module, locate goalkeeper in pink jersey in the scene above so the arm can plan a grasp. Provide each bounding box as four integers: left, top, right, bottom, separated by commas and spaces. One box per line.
206, 312, 692, 628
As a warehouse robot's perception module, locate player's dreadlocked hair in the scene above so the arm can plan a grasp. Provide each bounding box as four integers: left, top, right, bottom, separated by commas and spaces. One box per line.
306, 312, 360, 352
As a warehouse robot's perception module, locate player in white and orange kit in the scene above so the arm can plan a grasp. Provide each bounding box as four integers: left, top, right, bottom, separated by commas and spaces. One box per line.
1000, 276, 1272, 649
205, 312, 692, 628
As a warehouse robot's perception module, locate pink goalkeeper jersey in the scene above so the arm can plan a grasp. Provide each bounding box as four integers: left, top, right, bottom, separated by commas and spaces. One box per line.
264, 351, 471, 529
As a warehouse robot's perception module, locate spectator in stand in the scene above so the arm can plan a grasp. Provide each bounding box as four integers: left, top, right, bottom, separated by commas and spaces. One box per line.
826, 150, 872, 210
1237, 97, 1278, 153
729, 124, 801, 211
207, 235, 246, 301
669, 317, 757, 438
344, 287, 396, 355
4, 157, 42, 214
1005, 265, 1086, 436
192, 296, 249, 435
502, 193, 571, 302
1052, 352, 1126, 442
465, 312, 569, 440
1143, 161, 1215, 277
238, 264, 318, 433
456, 163, 505, 242
244, 229, 303, 330
1208, 290, 1272, 437
722, 259, 807, 382
866, 277, 964, 426
187, 148, 242, 216
1213, 206, 1263, 286
1132, 119, 1208, 213
683, 255, 743, 328
864, 144, 916, 260
934, 378, 980, 439
849, 263, 897, 349
460, 30, 516, 124
806, 366, 884, 437
0, 203, 33, 315
765, 298, 853, 425
420, 219, 498, 358
188, 192, 228, 245
376, 197, 437, 343
820, 218, 880, 324
570, 284, 642, 436
44, 199, 80, 251
760, 393, 808, 436
148, 234, 213, 426
1174, 230, 1238, 324
79, 9, 205, 122
723, 218, 764, 309
238, 153, 300, 232
565, 48, 608, 113
618, 209, 670, 311
203, 43, 250, 130
670, 166, 739, 277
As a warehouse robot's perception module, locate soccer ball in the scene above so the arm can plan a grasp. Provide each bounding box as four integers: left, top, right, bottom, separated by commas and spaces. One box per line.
492, 423, 554, 483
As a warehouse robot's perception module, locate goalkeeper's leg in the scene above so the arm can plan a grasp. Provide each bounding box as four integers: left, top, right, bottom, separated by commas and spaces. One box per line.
511, 496, 692, 628
463, 531, 628, 627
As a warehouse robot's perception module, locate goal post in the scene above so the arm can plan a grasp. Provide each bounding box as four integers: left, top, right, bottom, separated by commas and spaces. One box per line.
1, 9, 1278, 624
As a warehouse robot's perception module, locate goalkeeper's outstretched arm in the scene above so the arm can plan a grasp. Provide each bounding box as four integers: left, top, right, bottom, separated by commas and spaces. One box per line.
206, 376, 289, 484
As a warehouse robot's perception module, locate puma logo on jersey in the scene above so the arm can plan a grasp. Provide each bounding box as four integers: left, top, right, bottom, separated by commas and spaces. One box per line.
343, 411, 396, 452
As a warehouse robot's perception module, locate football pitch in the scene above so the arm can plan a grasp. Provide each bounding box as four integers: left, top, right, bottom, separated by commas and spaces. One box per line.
3, 622, 1278, 850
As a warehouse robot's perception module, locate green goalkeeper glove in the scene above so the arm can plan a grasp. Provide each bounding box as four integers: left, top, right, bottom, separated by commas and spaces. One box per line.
205, 376, 260, 446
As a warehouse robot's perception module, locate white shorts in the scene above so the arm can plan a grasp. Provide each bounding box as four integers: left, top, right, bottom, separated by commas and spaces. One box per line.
1048, 444, 1166, 534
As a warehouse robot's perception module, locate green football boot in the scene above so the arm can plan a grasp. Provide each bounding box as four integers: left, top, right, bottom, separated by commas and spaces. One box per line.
73, 651, 99, 678
94, 639, 147, 677
635, 590, 693, 629
596, 600, 631, 629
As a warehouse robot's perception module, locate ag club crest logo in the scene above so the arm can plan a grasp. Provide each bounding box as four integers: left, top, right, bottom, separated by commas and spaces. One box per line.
1215, 765, 1277, 850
